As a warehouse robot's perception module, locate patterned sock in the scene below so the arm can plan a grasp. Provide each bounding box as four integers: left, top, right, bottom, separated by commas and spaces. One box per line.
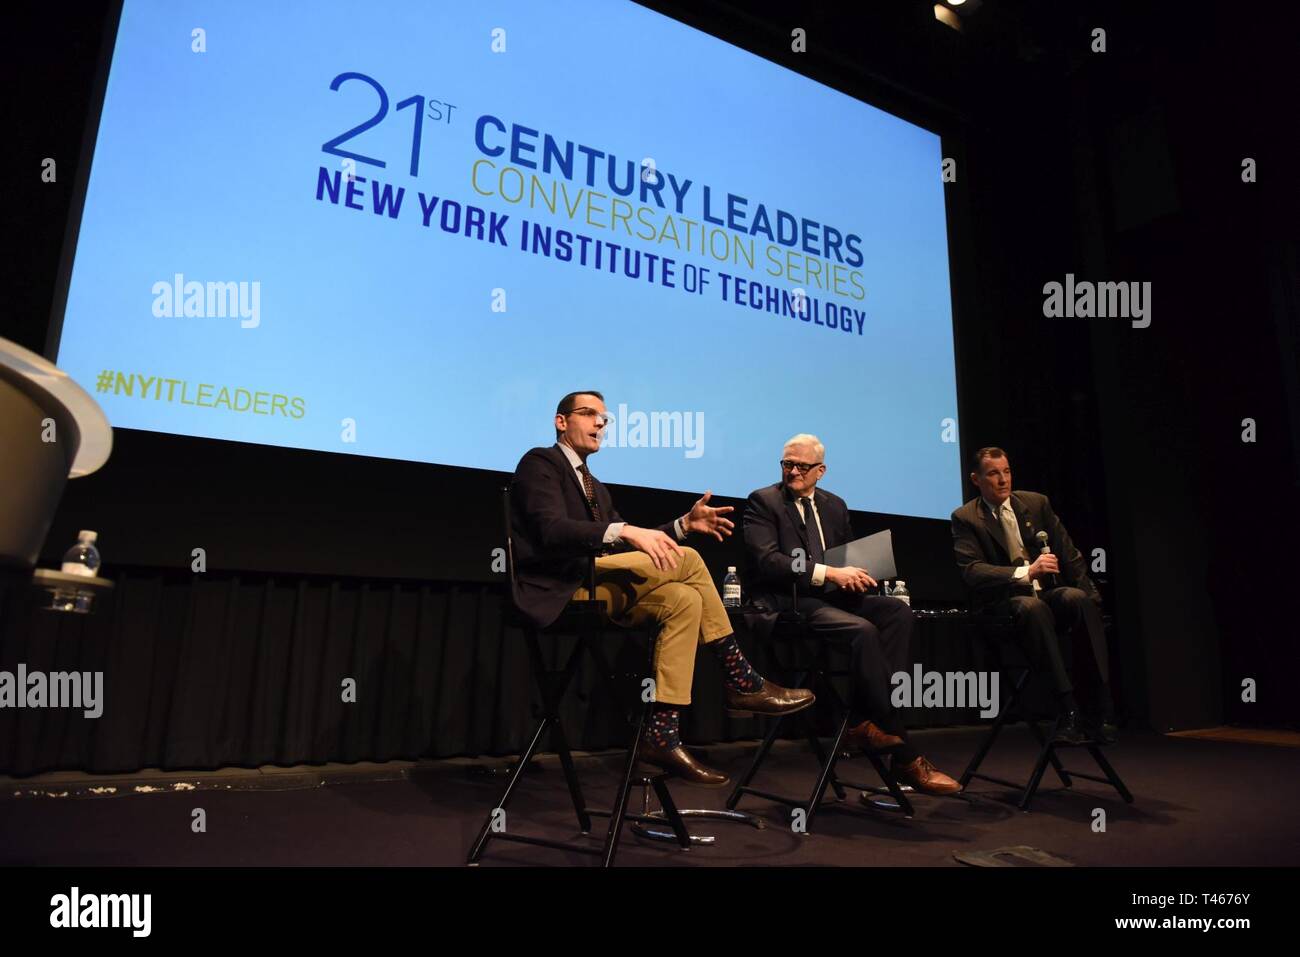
645, 705, 682, 749
710, 634, 764, 694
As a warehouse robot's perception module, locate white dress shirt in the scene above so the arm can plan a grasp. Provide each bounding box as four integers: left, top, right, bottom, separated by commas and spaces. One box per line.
983, 495, 1039, 592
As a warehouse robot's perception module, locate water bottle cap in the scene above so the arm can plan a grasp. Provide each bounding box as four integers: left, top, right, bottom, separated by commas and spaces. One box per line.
78, 530, 98, 542
895, 579, 905, 587
726, 566, 736, 573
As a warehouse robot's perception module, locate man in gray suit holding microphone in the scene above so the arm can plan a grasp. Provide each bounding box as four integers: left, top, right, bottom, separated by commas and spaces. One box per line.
951, 446, 1114, 744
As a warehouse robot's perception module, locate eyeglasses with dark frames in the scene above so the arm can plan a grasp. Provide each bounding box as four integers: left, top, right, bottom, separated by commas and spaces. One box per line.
779, 459, 823, 473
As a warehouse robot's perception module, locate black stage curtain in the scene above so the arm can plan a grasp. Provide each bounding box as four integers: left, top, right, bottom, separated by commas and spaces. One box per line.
0, 568, 989, 777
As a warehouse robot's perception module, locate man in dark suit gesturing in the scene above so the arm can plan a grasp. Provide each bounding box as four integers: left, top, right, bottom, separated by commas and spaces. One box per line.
743, 434, 960, 795
510, 391, 813, 788
951, 446, 1113, 743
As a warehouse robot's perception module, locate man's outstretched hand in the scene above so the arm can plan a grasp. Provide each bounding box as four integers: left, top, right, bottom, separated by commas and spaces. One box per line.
683, 491, 735, 542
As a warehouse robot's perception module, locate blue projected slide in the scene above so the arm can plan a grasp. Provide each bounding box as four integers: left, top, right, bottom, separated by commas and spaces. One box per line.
56, 0, 961, 518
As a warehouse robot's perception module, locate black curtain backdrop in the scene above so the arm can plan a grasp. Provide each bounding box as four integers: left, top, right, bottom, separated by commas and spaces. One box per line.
0, 568, 990, 777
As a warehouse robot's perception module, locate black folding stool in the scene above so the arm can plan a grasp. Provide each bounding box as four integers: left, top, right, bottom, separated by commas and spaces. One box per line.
466, 487, 692, 866
725, 586, 917, 832
958, 612, 1133, 811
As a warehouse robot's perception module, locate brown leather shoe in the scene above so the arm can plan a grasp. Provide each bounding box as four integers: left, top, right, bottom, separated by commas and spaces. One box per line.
724, 680, 815, 717
892, 755, 962, 795
637, 739, 730, 788
843, 719, 904, 752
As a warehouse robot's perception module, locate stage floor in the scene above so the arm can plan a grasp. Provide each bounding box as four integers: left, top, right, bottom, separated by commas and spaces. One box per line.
2, 726, 1296, 867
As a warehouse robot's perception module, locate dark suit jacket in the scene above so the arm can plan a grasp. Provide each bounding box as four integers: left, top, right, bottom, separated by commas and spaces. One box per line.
509, 444, 674, 628
743, 482, 856, 636
950, 489, 1100, 610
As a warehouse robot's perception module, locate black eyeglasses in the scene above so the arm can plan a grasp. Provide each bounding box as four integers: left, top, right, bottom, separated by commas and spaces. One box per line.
563, 407, 611, 426
780, 459, 823, 473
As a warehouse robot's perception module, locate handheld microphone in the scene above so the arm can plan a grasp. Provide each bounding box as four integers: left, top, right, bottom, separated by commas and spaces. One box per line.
1035, 530, 1058, 590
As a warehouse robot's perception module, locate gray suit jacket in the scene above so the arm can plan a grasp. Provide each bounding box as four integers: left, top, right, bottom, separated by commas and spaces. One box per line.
950, 490, 1100, 610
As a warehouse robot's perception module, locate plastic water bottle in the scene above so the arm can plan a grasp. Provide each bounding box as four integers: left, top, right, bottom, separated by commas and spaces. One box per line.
722, 566, 742, 607
882, 580, 893, 597
60, 530, 101, 578
892, 579, 911, 606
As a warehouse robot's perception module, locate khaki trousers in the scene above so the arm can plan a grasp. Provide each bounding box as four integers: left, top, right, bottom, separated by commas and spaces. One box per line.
573, 546, 733, 706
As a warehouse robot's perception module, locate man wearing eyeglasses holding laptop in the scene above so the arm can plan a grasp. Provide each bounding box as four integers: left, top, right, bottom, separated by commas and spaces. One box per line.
508, 391, 814, 788
743, 433, 961, 795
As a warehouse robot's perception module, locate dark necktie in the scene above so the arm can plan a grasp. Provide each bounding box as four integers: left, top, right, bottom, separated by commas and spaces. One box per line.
798, 497, 825, 565
577, 464, 602, 522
